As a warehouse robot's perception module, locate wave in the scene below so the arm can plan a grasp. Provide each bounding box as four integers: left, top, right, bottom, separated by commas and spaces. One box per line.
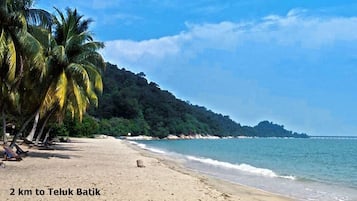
128, 141, 295, 180
128, 141, 166, 154
186, 155, 296, 180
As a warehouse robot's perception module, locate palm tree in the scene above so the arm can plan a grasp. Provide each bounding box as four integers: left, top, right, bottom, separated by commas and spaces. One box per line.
28, 8, 105, 143
50, 7, 104, 118
22, 24, 55, 143
0, 0, 47, 143
2, 4, 104, 146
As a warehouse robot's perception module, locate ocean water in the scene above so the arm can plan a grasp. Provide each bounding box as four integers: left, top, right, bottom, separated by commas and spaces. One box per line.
131, 138, 357, 201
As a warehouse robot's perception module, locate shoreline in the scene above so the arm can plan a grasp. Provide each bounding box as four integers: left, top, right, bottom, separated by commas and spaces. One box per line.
125, 139, 295, 201
0, 137, 293, 201
123, 134, 308, 140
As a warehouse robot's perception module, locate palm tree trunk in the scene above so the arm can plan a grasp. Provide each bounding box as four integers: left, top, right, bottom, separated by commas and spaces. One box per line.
35, 110, 53, 146
10, 109, 38, 148
25, 110, 40, 142
2, 107, 7, 144
43, 128, 51, 146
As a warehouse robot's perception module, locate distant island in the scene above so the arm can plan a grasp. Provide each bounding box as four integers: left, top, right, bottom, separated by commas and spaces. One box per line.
54, 63, 308, 139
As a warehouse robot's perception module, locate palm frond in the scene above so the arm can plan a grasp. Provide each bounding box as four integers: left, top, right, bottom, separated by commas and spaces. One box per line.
5, 37, 16, 82
25, 8, 53, 29
17, 13, 28, 32
0, 29, 6, 66
66, 101, 75, 119
55, 70, 68, 109
71, 79, 88, 121
51, 45, 67, 64
81, 41, 104, 51
19, 31, 46, 73
86, 84, 98, 107
84, 51, 105, 69
67, 63, 91, 92
28, 26, 50, 49
40, 79, 57, 115
81, 62, 103, 93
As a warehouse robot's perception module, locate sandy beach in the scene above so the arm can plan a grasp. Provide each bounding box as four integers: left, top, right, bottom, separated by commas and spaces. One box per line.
0, 138, 293, 201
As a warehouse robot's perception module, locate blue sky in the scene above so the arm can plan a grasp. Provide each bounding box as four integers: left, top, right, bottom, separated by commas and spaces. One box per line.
36, 0, 357, 136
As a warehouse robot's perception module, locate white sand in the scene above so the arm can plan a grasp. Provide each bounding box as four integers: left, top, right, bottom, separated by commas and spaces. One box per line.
0, 138, 294, 201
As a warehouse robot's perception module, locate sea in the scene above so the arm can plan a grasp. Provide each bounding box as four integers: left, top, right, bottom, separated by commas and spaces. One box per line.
129, 138, 357, 201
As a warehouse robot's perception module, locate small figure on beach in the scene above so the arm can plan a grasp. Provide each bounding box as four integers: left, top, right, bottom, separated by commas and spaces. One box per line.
136, 159, 145, 168
2, 145, 22, 161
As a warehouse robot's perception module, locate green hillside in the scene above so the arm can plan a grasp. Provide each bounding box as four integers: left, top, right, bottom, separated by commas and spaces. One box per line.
83, 63, 307, 138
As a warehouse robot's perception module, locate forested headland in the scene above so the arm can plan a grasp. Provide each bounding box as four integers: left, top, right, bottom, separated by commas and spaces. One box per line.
54, 63, 309, 139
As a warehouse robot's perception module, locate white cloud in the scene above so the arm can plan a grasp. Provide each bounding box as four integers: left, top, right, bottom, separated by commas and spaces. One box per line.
184, 21, 242, 50
102, 21, 243, 67
252, 10, 357, 48
103, 36, 181, 65
103, 9, 357, 66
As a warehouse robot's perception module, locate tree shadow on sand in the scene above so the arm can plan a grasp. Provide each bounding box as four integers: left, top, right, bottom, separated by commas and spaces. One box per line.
22, 144, 82, 159
25, 151, 74, 159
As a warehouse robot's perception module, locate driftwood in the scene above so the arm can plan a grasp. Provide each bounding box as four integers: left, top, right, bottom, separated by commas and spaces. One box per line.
136, 159, 145, 168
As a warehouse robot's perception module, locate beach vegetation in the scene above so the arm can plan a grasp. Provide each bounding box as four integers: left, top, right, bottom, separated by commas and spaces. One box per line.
0, 0, 48, 144
0, 1, 104, 146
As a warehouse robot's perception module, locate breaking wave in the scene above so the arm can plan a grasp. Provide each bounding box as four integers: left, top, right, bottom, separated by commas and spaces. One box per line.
185, 155, 296, 180
128, 141, 166, 154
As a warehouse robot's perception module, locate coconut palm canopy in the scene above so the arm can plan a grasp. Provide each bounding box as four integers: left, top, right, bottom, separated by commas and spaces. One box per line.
43, 7, 104, 121
0, 0, 104, 146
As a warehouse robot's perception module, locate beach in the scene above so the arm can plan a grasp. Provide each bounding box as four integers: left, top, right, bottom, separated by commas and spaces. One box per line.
0, 138, 293, 201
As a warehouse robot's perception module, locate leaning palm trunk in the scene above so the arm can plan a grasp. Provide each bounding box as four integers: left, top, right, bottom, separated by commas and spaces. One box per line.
2, 107, 7, 144
43, 128, 51, 145
25, 110, 40, 142
34, 109, 54, 146
10, 111, 38, 148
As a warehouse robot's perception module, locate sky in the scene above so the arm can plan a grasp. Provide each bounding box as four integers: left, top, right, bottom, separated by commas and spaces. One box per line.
35, 0, 357, 136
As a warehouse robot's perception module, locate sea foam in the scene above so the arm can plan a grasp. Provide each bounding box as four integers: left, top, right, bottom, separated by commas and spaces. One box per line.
185, 155, 296, 180
128, 141, 166, 154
